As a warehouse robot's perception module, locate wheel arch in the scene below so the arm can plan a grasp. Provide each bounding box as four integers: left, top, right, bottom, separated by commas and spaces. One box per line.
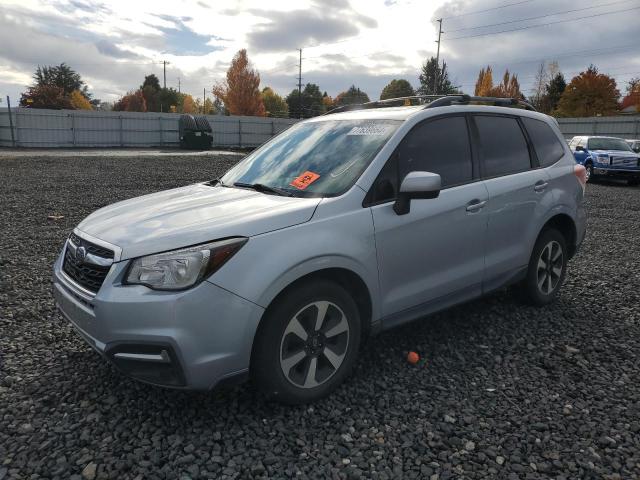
539, 213, 578, 258
250, 267, 374, 371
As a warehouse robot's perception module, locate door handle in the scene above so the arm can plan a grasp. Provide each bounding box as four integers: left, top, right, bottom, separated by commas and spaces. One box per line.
466, 199, 486, 212
534, 181, 548, 192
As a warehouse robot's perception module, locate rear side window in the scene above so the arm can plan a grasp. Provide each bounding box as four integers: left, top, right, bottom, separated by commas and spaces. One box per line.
522, 117, 565, 167
475, 115, 531, 177
398, 116, 473, 188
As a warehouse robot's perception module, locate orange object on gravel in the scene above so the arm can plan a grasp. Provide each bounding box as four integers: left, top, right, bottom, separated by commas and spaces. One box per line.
407, 351, 420, 364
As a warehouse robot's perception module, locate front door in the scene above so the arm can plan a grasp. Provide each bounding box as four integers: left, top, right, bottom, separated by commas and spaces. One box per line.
368, 115, 489, 319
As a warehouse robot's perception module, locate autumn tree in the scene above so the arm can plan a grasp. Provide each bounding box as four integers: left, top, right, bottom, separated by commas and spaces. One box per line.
181, 94, 197, 113
70, 90, 92, 110
20, 63, 97, 109
286, 83, 324, 118
113, 90, 147, 112
322, 92, 334, 110
213, 49, 265, 116
380, 79, 415, 100
488, 70, 523, 98
418, 57, 457, 95
334, 85, 370, 106
555, 65, 620, 117
474, 66, 494, 96
20, 85, 72, 109
261, 87, 288, 117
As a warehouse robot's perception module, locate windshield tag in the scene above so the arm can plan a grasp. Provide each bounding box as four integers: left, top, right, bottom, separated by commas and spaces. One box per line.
347, 124, 390, 136
290, 171, 320, 190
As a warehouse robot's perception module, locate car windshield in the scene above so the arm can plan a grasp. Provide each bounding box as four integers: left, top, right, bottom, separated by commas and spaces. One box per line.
588, 138, 633, 152
221, 119, 401, 197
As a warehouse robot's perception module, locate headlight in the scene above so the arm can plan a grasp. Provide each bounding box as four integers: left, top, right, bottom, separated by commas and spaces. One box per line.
596, 154, 609, 164
124, 237, 247, 291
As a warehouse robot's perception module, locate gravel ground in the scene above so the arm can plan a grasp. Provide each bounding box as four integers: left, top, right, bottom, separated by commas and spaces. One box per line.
1, 154, 639, 480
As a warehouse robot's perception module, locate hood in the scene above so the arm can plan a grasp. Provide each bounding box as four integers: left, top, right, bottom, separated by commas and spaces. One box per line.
77, 183, 321, 260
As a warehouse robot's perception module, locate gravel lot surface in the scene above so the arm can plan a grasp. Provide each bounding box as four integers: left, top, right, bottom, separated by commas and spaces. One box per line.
1, 154, 639, 480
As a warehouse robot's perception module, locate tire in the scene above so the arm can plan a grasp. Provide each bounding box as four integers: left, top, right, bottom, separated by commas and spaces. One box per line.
584, 162, 594, 182
251, 279, 361, 404
520, 228, 568, 306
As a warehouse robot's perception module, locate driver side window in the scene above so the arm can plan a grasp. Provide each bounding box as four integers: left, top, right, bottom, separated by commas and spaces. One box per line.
368, 115, 473, 205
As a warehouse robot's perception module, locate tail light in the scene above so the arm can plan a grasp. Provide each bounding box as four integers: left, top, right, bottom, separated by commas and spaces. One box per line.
574, 164, 587, 191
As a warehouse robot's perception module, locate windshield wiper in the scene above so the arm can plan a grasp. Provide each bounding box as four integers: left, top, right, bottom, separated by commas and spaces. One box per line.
233, 182, 295, 197
206, 178, 228, 187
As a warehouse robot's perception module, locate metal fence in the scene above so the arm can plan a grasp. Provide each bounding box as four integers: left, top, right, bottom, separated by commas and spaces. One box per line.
557, 116, 640, 140
2, 107, 639, 148
0, 108, 299, 148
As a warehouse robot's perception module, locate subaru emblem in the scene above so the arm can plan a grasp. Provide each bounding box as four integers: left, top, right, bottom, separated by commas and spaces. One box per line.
76, 246, 87, 263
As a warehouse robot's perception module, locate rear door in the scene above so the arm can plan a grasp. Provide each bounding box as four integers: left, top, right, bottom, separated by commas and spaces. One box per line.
472, 114, 551, 290
368, 115, 489, 318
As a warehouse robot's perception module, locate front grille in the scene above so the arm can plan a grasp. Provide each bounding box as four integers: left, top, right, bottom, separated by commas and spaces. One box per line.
62, 234, 114, 293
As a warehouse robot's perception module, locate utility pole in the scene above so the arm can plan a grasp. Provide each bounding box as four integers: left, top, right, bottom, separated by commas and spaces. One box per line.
433, 18, 443, 95
178, 77, 181, 93
161, 60, 170, 89
203, 87, 206, 114
297, 48, 303, 119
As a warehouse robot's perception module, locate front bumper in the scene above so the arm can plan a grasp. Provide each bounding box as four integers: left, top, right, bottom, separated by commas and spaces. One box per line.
593, 166, 640, 178
52, 245, 264, 390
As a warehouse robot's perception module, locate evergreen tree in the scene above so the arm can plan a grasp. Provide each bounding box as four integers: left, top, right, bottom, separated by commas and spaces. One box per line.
418, 57, 457, 95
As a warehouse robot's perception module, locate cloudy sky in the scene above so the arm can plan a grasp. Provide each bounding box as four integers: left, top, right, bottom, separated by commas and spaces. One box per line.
1, 0, 639, 106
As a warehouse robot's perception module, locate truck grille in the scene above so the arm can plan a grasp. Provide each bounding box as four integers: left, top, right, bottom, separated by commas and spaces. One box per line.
62, 233, 114, 293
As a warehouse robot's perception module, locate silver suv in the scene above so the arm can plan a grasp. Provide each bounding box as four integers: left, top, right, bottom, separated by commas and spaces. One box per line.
53, 95, 587, 404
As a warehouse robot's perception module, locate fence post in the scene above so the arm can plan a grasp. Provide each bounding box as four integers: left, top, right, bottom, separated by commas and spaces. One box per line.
6, 96, 16, 147
70, 112, 76, 147
592, 119, 597, 135
159, 116, 163, 147
119, 115, 124, 147
14, 107, 20, 146
238, 118, 242, 148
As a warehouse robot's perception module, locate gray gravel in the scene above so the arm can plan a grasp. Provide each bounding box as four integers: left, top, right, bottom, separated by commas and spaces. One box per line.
1, 154, 640, 480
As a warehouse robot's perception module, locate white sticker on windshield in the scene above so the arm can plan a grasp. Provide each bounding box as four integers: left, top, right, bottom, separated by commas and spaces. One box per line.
347, 124, 390, 136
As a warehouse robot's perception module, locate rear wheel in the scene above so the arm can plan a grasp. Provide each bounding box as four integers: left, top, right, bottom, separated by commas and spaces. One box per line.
252, 280, 361, 404
520, 228, 568, 306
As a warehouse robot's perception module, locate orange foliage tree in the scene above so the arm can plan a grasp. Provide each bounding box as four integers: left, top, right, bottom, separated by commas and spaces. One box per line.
212, 49, 265, 116
181, 94, 197, 113
555, 65, 620, 117
113, 90, 147, 112
474, 66, 493, 96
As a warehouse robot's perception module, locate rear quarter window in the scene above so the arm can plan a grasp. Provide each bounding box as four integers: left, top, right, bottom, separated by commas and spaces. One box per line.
522, 117, 566, 167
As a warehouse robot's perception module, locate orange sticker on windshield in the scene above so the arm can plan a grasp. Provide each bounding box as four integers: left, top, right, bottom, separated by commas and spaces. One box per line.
290, 171, 320, 190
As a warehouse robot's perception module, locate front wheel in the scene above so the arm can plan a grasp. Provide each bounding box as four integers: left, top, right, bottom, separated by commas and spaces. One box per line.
252, 280, 361, 404
520, 228, 568, 306
584, 163, 594, 182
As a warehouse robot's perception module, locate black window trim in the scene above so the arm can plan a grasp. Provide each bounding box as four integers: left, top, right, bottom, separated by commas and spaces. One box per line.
469, 113, 536, 181
363, 112, 479, 207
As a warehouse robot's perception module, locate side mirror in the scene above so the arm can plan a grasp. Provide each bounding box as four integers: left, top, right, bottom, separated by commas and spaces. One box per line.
393, 171, 441, 215
575, 145, 585, 152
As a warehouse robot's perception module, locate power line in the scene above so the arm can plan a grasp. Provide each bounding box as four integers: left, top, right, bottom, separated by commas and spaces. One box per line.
446, 0, 636, 33
440, 0, 536, 20
447, 5, 640, 40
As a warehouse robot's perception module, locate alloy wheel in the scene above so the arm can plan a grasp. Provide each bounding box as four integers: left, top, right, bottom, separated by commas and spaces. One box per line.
536, 240, 563, 295
279, 301, 350, 388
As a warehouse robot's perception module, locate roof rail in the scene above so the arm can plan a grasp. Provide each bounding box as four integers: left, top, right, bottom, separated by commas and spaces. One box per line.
425, 94, 536, 111
323, 94, 536, 115
323, 95, 446, 115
